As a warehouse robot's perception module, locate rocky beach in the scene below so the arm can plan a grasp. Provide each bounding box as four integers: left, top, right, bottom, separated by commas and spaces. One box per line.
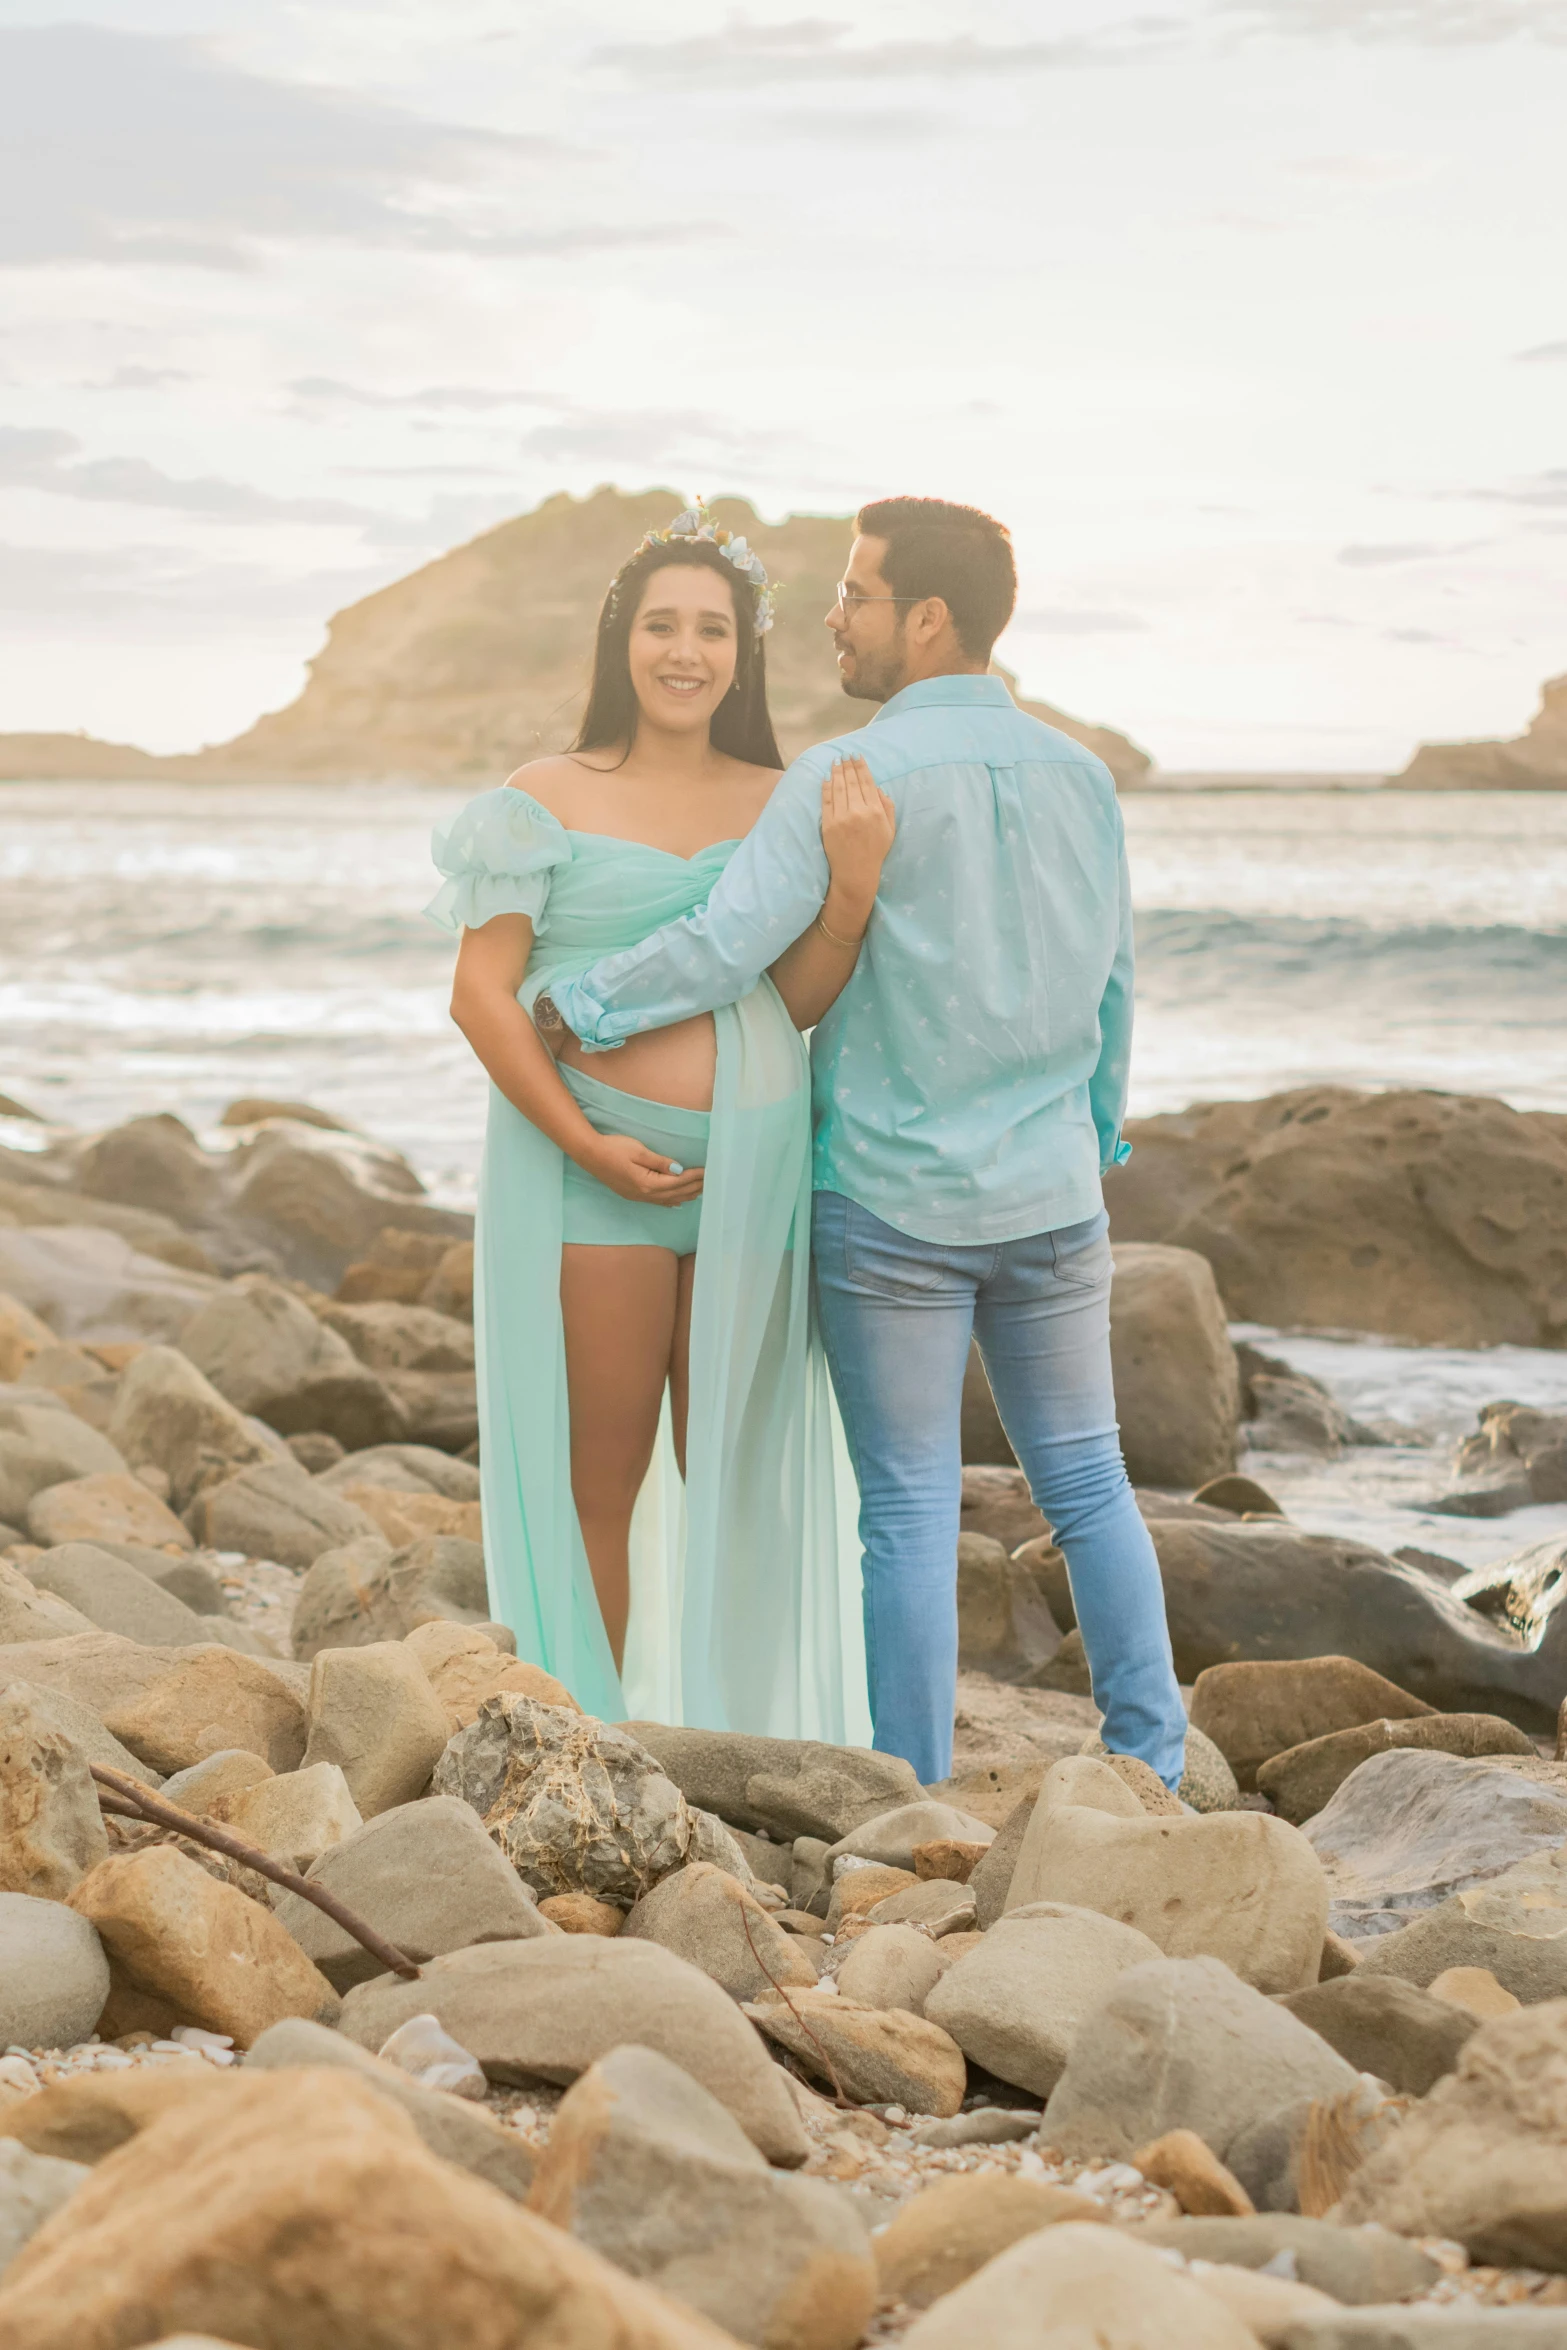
1, 1086, 1566, 2346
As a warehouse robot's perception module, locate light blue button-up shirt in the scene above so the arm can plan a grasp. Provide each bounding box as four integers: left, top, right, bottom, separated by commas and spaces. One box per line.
551, 672, 1135, 1246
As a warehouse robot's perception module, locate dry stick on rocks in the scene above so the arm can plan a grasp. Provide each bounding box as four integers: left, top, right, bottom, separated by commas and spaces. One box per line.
738, 1898, 855, 2110
91, 1763, 422, 1983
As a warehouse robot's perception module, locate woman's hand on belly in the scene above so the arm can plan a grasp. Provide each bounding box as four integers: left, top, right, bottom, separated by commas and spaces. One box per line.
580, 1131, 705, 1205
554, 1011, 718, 1113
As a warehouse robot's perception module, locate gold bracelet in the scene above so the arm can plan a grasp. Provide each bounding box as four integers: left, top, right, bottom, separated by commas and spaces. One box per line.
817, 911, 866, 950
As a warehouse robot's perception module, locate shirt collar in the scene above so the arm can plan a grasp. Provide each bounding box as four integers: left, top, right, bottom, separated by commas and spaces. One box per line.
870, 672, 1015, 724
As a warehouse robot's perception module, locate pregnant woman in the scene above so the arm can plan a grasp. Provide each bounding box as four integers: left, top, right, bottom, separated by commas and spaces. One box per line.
427, 505, 893, 1736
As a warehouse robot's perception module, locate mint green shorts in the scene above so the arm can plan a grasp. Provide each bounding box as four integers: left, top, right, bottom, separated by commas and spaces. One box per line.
559, 1065, 709, 1257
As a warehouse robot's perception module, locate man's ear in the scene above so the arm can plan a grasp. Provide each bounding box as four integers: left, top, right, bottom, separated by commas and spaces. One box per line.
910, 594, 951, 646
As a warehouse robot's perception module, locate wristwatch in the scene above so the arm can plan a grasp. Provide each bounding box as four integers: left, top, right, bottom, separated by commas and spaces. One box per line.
533, 994, 564, 1032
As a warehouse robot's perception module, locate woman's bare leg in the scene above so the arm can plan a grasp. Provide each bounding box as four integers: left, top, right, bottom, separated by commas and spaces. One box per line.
560, 1244, 679, 1669
668, 1252, 698, 1479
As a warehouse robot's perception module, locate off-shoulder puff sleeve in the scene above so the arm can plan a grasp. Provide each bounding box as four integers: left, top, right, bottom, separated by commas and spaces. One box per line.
423, 787, 572, 935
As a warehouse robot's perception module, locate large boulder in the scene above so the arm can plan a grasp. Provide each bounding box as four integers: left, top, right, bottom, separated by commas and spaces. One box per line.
0, 1560, 96, 1646
190, 1458, 384, 1570
898, 2218, 1257, 2350
0, 2069, 730, 2349
1357, 1844, 1567, 2003
270, 1795, 555, 1989
743, 1990, 967, 2117
71, 1114, 220, 1224
317, 1300, 475, 1373
26, 1471, 194, 1553
245, 2016, 535, 2200
622, 1722, 920, 1843
24, 1544, 216, 1651
105, 1344, 273, 1511
179, 1274, 404, 1451
1150, 1520, 1567, 1730
302, 1643, 450, 1817
291, 1531, 487, 1654
1259, 1712, 1540, 1826
0, 1683, 108, 1899
924, 1902, 1160, 2096
0, 1398, 127, 1528
338, 1935, 808, 2165
528, 2044, 874, 2349
434, 1696, 691, 1906
1279, 1974, 1476, 2098
68, 1846, 340, 2045
1304, 1750, 1567, 1941
101, 1644, 307, 1775
1041, 1955, 1358, 2166
1190, 1656, 1434, 1791
317, 1443, 481, 1502
0, 1226, 220, 1345
1109, 1084, 1567, 1348
621, 1862, 816, 2001
959, 1244, 1240, 1488
1339, 1997, 1567, 2268
954, 1534, 1060, 1681
1004, 1756, 1327, 1992
221, 1120, 470, 1290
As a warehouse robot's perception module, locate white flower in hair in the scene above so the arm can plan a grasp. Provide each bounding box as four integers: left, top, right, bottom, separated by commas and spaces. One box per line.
627, 497, 780, 636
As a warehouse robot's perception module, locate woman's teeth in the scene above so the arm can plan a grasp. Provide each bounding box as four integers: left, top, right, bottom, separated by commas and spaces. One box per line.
659, 676, 705, 694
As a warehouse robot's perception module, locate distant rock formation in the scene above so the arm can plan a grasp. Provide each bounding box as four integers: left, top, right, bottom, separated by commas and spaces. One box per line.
1392, 672, 1567, 790
0, 486, 1153, 788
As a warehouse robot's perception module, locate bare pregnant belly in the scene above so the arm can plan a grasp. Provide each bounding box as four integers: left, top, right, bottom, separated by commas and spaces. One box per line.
555, 1010, 717, 1112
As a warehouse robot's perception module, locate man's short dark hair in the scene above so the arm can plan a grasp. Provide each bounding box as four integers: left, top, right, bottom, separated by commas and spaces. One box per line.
854, 496, 1017, 659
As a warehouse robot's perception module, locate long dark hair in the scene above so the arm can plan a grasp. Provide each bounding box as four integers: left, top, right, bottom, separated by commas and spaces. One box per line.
571, 537, 782, 768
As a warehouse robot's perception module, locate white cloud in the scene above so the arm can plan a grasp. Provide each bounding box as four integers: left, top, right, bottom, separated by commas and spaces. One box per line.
0, 425, 370, 525
0, 24, 666, 270
1219, 0, 1567, 41
593, 16, 1180, 85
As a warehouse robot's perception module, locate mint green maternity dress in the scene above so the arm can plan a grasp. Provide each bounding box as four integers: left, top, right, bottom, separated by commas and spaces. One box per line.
426, 785, 871, 1742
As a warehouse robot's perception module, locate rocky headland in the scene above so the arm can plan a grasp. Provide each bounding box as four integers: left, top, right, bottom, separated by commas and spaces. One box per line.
1393, 672, 1567, 791
0, 486, 1153, 788
2, 1084, 1567, 2343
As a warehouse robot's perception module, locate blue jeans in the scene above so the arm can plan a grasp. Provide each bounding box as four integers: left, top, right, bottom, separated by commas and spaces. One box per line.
811, 1191, 1187, 1790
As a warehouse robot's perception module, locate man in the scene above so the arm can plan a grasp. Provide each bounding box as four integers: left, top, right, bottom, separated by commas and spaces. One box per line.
545, 496, 1186, 1790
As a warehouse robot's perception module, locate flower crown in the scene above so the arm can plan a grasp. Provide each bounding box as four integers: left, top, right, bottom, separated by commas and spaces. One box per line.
626, 499, 777, 635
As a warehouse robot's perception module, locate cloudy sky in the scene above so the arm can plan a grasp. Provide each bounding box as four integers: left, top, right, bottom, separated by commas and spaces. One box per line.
1, 0, 1563, 771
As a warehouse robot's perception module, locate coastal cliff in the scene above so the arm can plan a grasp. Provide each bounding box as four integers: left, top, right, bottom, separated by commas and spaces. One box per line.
1391, 671, 1567, 790
0, 485, 1153, 787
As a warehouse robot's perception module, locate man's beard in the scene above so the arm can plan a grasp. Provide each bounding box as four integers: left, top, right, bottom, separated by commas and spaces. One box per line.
836, 627, 907, 705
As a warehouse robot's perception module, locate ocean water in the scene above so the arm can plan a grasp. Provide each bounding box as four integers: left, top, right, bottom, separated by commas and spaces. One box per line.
4, 780, 1565, 1205
4, 776, 1566, 1564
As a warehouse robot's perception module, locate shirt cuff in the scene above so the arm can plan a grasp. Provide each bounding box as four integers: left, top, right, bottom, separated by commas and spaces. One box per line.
1106, 1137, 1132, 1170
546, 975, 614, 1051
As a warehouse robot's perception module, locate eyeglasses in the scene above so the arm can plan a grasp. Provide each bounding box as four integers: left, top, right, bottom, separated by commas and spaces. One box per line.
833, 582, 926, 613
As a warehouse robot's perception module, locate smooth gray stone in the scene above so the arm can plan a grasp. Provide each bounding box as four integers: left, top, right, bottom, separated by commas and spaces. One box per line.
0, 1892, 108, 2050
0, 2139, 89, 2276
25, 1543, 215, 1650
1279, 1974, 1475, 2097
337, 1936, 808, 2166
1131, 2216, 1438, 2305
244, 2017, 534, 2200
0, 1672, 162, 1787
1042, 1956, 1357, 2167
619, 1721, 920, 1843
271, 1793, 553, 1989
911, 2108, 1042, 2147
1276, 2313, 1567, 2348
